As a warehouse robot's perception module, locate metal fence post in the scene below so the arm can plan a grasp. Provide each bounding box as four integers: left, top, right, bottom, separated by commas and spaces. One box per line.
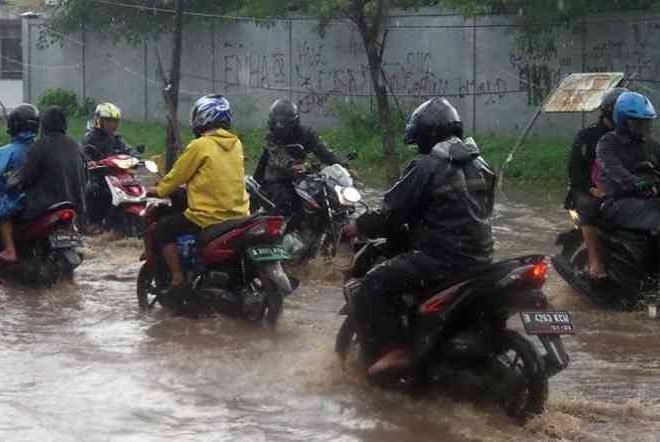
472, 16, 478, 136
288, 19, 293, 101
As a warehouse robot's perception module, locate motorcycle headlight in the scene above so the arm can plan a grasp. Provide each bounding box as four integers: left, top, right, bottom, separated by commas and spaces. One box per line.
335, 185, 362, 205
342, 187, 362, 204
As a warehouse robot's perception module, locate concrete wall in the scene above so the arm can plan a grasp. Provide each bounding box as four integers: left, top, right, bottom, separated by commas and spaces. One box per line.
21, 12, 660, 138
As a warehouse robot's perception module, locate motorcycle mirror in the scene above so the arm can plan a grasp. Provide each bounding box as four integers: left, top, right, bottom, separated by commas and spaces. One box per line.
144, 160, 159, 174
135, 144, 146, 154
347, 151, 359, 161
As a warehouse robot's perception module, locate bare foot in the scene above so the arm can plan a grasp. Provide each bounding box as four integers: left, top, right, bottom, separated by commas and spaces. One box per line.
0, 249, 18, 263
367, 347, 412, 376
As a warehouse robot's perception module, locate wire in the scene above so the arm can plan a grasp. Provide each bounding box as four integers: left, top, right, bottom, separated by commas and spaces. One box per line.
86, 0, 660, 30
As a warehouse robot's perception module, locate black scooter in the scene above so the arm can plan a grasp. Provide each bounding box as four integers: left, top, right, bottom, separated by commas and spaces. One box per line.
337, 236, 571, 422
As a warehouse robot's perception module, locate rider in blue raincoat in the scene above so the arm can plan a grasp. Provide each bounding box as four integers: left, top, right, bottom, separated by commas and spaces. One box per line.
0, 104, 40, 262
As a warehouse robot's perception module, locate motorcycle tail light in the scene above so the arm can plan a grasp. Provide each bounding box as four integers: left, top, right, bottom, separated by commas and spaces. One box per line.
59, 210, 76, 222
267, 217, 286, 236
526, 262, 548, 281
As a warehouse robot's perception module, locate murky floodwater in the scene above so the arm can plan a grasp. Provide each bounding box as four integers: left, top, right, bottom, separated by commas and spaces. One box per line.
1, 189, 660, 442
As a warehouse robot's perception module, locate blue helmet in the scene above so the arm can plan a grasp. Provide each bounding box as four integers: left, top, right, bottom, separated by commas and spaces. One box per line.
613, 91, 657, 130
191, 94, 232, 137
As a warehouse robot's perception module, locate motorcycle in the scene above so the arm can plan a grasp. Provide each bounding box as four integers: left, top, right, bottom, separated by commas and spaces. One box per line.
85, 144, 159, 237
552, 209, 657, 310
336, 229, 571, 421
552, 162, 660, 310
247, 144, 362, 263
0, 202, 82, 285
136, 193, 294, 326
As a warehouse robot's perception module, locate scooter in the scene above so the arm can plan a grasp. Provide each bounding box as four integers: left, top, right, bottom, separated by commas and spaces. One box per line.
336, 229, 571, 422
137, 194, 294, 326
1, 202, 83, 285
85, 144, 159, 237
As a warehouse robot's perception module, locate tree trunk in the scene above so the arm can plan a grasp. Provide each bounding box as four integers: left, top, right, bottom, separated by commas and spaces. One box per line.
365, 48, 399, 184
165, 0, 184, 171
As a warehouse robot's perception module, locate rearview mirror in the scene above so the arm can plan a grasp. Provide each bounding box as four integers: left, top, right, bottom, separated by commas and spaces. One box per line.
135, 144, 146, 154
144, 160, 159, 174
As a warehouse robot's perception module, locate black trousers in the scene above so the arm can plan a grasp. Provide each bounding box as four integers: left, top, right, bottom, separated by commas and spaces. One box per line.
155, 212, 201, 247
349, 251, 448, 362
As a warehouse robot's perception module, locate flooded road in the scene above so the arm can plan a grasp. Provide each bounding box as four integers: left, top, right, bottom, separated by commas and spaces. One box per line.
1, 191, 660, 441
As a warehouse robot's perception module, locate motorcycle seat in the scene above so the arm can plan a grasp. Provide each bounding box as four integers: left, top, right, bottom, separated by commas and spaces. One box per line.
197, 215, 259, 247
430, 257, 534, 292
46, 201, 75, 212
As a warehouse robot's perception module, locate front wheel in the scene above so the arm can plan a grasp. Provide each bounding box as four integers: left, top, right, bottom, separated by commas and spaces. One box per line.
493, 330, 548, 421
335, 315, 356, 361
137, 262, 173, 310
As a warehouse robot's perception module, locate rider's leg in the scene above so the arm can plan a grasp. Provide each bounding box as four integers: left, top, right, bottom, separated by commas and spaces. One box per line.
154, 213, 201, 289
582, 225, 606, 277
0, 220, 17, 262
349, 251, 444, 375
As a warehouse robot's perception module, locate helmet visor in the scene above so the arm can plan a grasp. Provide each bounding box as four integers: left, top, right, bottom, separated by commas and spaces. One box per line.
628, 118, 653, 141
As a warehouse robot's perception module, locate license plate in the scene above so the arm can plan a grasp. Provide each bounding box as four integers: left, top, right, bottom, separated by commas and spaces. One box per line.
49, 231, 82, 248
248, 246, 289, 262
520, 311, 574, 335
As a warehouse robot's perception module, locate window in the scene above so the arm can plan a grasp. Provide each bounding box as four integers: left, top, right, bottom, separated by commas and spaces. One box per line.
1, 38, 22, 79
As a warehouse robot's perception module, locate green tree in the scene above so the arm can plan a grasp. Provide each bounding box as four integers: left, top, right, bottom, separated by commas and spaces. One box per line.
438, 0, 660, 24
244, 0, 434, 184
43, 0, 234, 170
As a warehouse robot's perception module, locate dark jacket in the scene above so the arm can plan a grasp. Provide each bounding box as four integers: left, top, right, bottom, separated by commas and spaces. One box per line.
18, 107, 86, 220
82, 127, 133, 161
596, 131, 660, 197
358, 137, 495, 267
567, 122, 610, 195
254, 125, 343, 183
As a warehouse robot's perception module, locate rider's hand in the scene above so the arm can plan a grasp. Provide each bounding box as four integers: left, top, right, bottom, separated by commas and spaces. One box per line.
146, 186, 159, 197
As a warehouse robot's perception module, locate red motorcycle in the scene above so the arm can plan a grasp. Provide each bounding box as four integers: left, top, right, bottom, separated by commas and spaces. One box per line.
86, 146, 159, 237
2, 202, 82, 285
137, 196, 294, 326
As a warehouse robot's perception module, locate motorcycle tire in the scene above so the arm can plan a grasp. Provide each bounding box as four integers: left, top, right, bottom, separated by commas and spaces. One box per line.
263, 280, 284, 329
123, 213, 145, 238
494, 330, 548, 422
335, 315, 356, 361
136, 263, 173, 310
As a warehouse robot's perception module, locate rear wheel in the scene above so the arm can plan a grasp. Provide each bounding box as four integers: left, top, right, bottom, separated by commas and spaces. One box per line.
264, 288, 283, 329
493, 330, 548, 421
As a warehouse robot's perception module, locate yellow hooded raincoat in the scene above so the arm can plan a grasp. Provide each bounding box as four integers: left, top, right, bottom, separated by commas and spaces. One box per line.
156, 129, 250, 228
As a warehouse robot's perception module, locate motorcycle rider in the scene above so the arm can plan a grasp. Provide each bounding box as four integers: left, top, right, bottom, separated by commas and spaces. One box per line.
82, 102, 135, 230
16, 106, 86, 222
150, 95, 249, 307
597, 91, 660, 233
82, 102, 134, 160
253, 99, 344, 215
343, 97, 495, 375
0, 104, 40, 262
566, 87, 627, 281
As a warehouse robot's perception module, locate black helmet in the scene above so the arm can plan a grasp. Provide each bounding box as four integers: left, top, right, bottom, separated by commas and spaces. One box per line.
404, 98, 463, 152
7, 103, 39, 137
600, 87, 628, 120
268, 99, 300, 137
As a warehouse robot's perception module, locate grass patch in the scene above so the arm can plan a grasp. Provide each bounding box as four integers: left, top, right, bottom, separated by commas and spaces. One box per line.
0, 115, 571, 187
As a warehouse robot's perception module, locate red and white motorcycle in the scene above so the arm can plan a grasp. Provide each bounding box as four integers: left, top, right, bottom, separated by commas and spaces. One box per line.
86, 148, 159, 237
